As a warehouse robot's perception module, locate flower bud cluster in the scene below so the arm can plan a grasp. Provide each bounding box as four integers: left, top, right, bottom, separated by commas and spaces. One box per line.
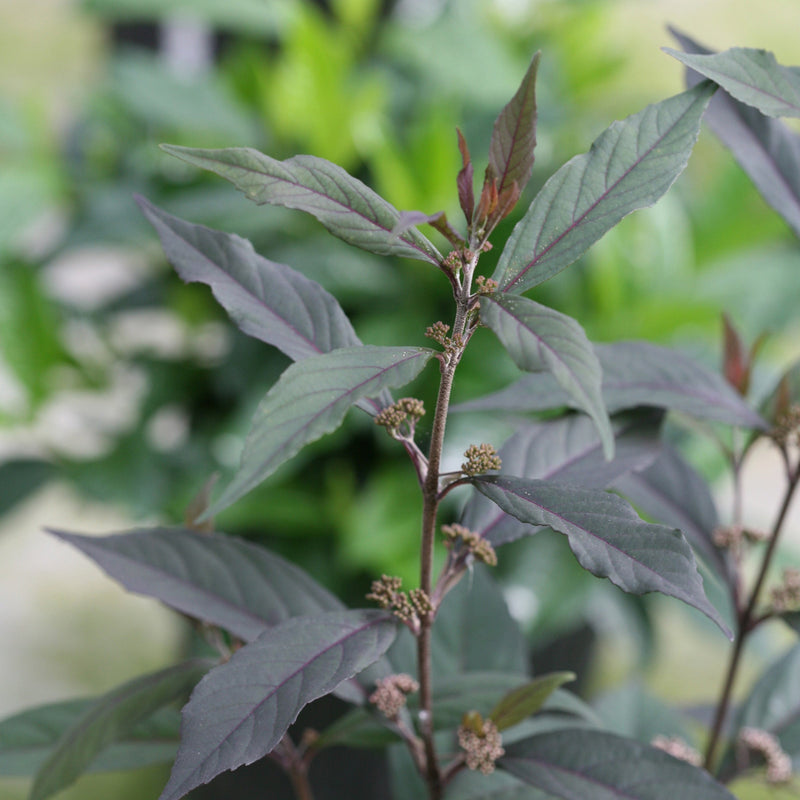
651, 735, 702, 767
369, 674, 419, 720
366, 575, 432, 625
770, 567, 800, 612
738, 727, 793, 784
772, 403, 800, 448
712, 524, 769, 552
374, 397, 425, 436
425, 321, 464, 355
462, 443, 502, 476
474, 275, 498, 295
457, 715, 505, 775
441, 523, 497, 567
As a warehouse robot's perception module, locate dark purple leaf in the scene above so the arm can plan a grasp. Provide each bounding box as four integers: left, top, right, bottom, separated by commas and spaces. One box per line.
664, 46, 800, 118
136, 196, 361, 361
454, 341, 766, 430
457, 128, 475, 223
480, 293, 612, 457
158, 611, 397, 800
487, 51, 541, 198
29, 660, 212, 800
500, 728, 736, 799
160, 145, 442, 265
48, 528, 343, 642
208, 345, 434, 515
471, 475, 730, 636
670, 29, 800, 238
460, 410, 663, 547
493, 83, 715, 294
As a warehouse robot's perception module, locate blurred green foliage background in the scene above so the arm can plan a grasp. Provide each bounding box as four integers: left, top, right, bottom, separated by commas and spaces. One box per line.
1, 1, 799, 798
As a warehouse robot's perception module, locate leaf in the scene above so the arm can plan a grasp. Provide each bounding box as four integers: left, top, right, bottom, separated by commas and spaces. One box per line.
471, 475, 730, 637
48, 528, 343, 642
445, 769, 557, 799
457, 128, 475, 223
160, 145, 442, 265
670, 29, 800, 239
208, 345, 434, 515
492, 82, 715, 294
0, 459, 54, 517
158, 610, 397, 800
0, 700, 180, 776
613, 444, 735, 590
500, 728, 737, 799
490, 673, 576, 732
664, 46, 800, 118
460, 411, 664, 547
454, 341, 766, 430
135, 196, 361, 361
29, 660, 212, 800
487, 51, 541, 198
480, 293, 613, 458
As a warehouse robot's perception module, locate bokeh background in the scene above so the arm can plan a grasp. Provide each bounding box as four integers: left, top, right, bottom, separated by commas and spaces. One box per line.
1, 1, 799, 798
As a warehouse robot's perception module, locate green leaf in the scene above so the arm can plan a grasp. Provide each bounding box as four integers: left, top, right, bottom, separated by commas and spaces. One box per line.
29, 660, 212, 800
471, 475, 731, 637
208, 345, 434, 515
500, 728, 736, 799
0, 700, 179, 776
493, 82, 715, 293
487, 51, 541, 197
480, 294, 613, 458
664, 47, 800, 118
490, 673, 576, 732
160, 145, 442, 265
48, 528, 343, 643
0, 459, 54, 517
158, 610, 397, 800
454, 341, 766, 431
136, 197, 361, 361
461, 411, 663, 547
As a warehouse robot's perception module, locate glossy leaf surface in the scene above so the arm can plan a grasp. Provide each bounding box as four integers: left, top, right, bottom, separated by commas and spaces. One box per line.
159, 611, 396, 800
30, 660, 211, 800
664, 46, 800, 118
480, 293, 612, 457
490, 673, 576, 732
136, 196, 361, 361
487, 51, 541, 197
500, 728, 736, 799
472, 475, 730, 636
160, 145, 442, 264
671, 29, 800, 238
493, 83, 715, 293
460, 411, 663, 547
208, 345, 434, 515
48, 528, 342, 642
454, 341, 765, 430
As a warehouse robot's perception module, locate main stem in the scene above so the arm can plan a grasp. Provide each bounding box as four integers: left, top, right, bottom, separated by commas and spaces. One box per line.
417, 276, 472, 800
703, 457, 800, 770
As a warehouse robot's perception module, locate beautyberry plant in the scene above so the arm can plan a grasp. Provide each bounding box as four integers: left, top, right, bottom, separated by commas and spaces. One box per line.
3, 32, 800, 800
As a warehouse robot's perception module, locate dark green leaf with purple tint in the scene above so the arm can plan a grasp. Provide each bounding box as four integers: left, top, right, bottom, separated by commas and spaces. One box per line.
493, 83, 715, 294
160, 145, 442, 264
471, 475, 730, 636
480, 293, 612, 458
664, 46, 800, 118
490, 672, 576, 732
158, 610, 396, 800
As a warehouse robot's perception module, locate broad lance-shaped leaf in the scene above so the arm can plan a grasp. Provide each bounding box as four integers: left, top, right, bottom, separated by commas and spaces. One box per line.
480, 293, 613, 458
0, 699, 181, 777
664, 46, 800, 119
487, 50, 541, 197
48, 528, 344, 642
160, 145, 442, 265
490, 672, 576, 732
500, 728, 736, 799
454, 340, 766, 430
136, 196, 360, 361
670, 29, 800, 239
493, 82, 715, 294
159, 610, 397, 800
29, 660, 212, 800
461, 411, 663, 547
207, 345, 434, 516
471, 475, 731, 637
